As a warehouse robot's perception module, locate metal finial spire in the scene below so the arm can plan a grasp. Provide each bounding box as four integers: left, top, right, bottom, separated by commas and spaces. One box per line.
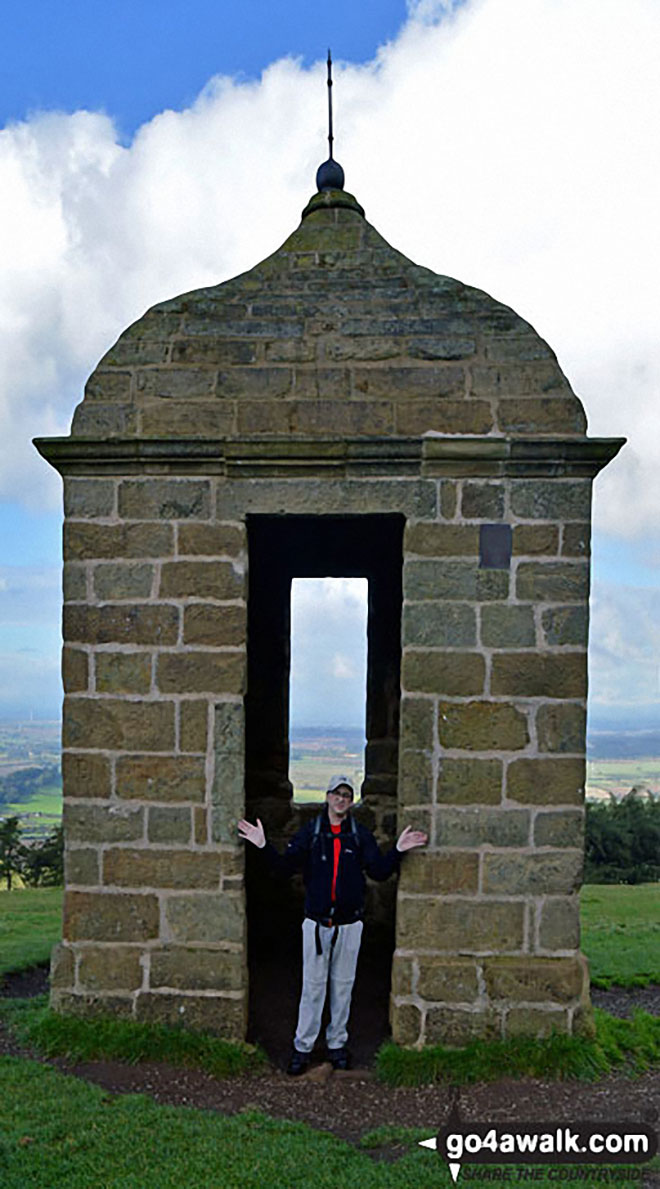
316, 48, 345, 192
327, 49, 335, 161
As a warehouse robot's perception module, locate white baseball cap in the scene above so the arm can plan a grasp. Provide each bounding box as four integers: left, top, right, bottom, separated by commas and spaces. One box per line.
326, 774, 355, 796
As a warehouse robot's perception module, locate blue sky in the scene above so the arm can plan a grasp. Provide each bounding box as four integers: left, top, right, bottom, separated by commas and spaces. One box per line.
0, 0, 658, 728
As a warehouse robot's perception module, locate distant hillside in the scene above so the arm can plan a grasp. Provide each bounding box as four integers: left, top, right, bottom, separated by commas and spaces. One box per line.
587, 730, 660, 760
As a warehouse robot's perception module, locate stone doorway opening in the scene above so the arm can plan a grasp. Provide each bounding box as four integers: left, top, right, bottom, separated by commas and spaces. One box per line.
244, 514, 404, 1064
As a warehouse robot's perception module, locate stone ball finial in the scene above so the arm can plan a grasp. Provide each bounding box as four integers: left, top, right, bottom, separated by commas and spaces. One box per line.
316, 158, 345, 192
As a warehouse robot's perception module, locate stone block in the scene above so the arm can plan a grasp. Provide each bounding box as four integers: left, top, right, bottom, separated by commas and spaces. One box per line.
135, 991, 247, 1038
398, 851, 479, 894
216, 477, 436, 520
63, 564, 87, 601
236, 401, 291, 434
140, 402, 236, 438
506, 757, 585, 805
214, 702, 244, 755
436, 758, 502, 805
85, 369, 132, 401
62, 648, 88, 692
171, 338, 256, 365
536, 703, 586, 754
150, 948, 244, 992
64, 604, 179, 646
183, 604, 247, 647
390, 1001, 422, 1047
440, 482, 458, 519
483, 956, 584, 1002
425, 1008, 501, 1047
103, 848, 221, 889
399, 696, 434, 752
403, 603, 476, 648
534, 810, 584, 848
480, 605, 536, 648
64, 521, 175, 561
491, 653, 587, 698
51, 991, 135, 1020
516, 562, 589, 603
264, 339, 314, 362
78, 945, 143, 991
354, 364, 466, 398
93, 564, 154, 600
194, 806, 208, 845
291, 399, 394, 436
95, 652, 153, 694
396, 898, 524, 952
404, 523, 479, 557
211, 755, 244, 843
64, 891, 159, 941
395, 400, 493, 435
65, 847, 100, 885
63, 697, 175, 752
62, 753, 111, 799
157, 651, 245, 696
505, 1008, 569, 1038
510, 480, 591, 521
136, 367, 215, 398
461, 483, 505, 520
408, 336, 477, 360
50, 943, 75, 989
498, 398, 586, 435
118, 479, 211, 520
404, 560, 509, 601
398, 749, 433, 805
437, 702, 529, 751
115, 755, 206, 802
148, 806, 192, 845
542, 606, 588, 647
513, 524, 559, 556
417, 959, 480, 1002
471, 362, 569, 397
402, 651, 485, 696
390, 955, 414, 997
436, 807, 530, 848
180, 701, 209, 752
538, 897, 580, 950
178, 523, 245, 556
165, 893, 244, 945
562, 523, 591, 557
482, 851, 583, 896
484, 335, 555, 363
159, 560, 245, 600
64, 479, 115, 519
63, 801, 144, 844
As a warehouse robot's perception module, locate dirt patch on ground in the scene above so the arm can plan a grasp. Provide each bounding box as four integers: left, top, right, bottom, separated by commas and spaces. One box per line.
1, 964, 659, 1165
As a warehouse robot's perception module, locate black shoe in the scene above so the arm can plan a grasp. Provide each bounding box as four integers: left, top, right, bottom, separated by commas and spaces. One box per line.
287, 1049, 311, 1076
328, 1046, 350, 1071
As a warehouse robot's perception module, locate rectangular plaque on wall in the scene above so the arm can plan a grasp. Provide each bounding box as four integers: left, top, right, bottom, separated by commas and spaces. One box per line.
479, 523, 512, 569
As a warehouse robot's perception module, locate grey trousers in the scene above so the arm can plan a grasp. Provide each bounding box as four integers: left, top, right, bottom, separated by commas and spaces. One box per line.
293, 918, 364, 1053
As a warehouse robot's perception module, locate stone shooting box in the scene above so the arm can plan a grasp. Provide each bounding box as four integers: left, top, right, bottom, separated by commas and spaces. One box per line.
35, 159, 623, 1047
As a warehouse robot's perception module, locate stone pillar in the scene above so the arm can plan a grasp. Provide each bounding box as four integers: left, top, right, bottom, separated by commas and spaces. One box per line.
390, 439, 616, 1046
49, 470, 249, 1035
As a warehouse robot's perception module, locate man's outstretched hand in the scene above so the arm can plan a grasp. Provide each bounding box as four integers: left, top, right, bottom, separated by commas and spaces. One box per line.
396, 825, 428, 853
238, 818, 266, 848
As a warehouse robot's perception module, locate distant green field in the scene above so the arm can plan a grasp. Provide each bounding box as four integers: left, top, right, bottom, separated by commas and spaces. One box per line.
0, 887, 63, 976
586, 758, 660, 798
580, 883, 660, 987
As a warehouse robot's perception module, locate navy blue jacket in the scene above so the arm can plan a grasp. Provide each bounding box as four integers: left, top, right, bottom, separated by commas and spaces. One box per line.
263, 807, 400, 925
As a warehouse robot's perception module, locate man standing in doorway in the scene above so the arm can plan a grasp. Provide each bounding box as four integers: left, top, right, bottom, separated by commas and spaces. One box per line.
238, 774, 427, 1075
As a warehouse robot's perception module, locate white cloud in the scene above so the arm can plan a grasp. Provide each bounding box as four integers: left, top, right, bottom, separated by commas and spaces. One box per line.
0, 0, 659, 540
589, 579, 660, 706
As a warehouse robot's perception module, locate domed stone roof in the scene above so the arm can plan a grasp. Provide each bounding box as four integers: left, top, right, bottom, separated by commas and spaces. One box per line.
72, 189, 587, 441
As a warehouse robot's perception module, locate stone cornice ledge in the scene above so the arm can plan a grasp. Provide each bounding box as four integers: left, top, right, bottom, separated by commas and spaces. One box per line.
33, 435, 625, 479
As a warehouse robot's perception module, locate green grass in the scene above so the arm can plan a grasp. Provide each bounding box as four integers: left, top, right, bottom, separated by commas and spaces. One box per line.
0, 996, 265, 1078
0, 888, 63, 976
580, 883, 660, 987
1, 1057, 652, 1189
375, 1008, 660, 1086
